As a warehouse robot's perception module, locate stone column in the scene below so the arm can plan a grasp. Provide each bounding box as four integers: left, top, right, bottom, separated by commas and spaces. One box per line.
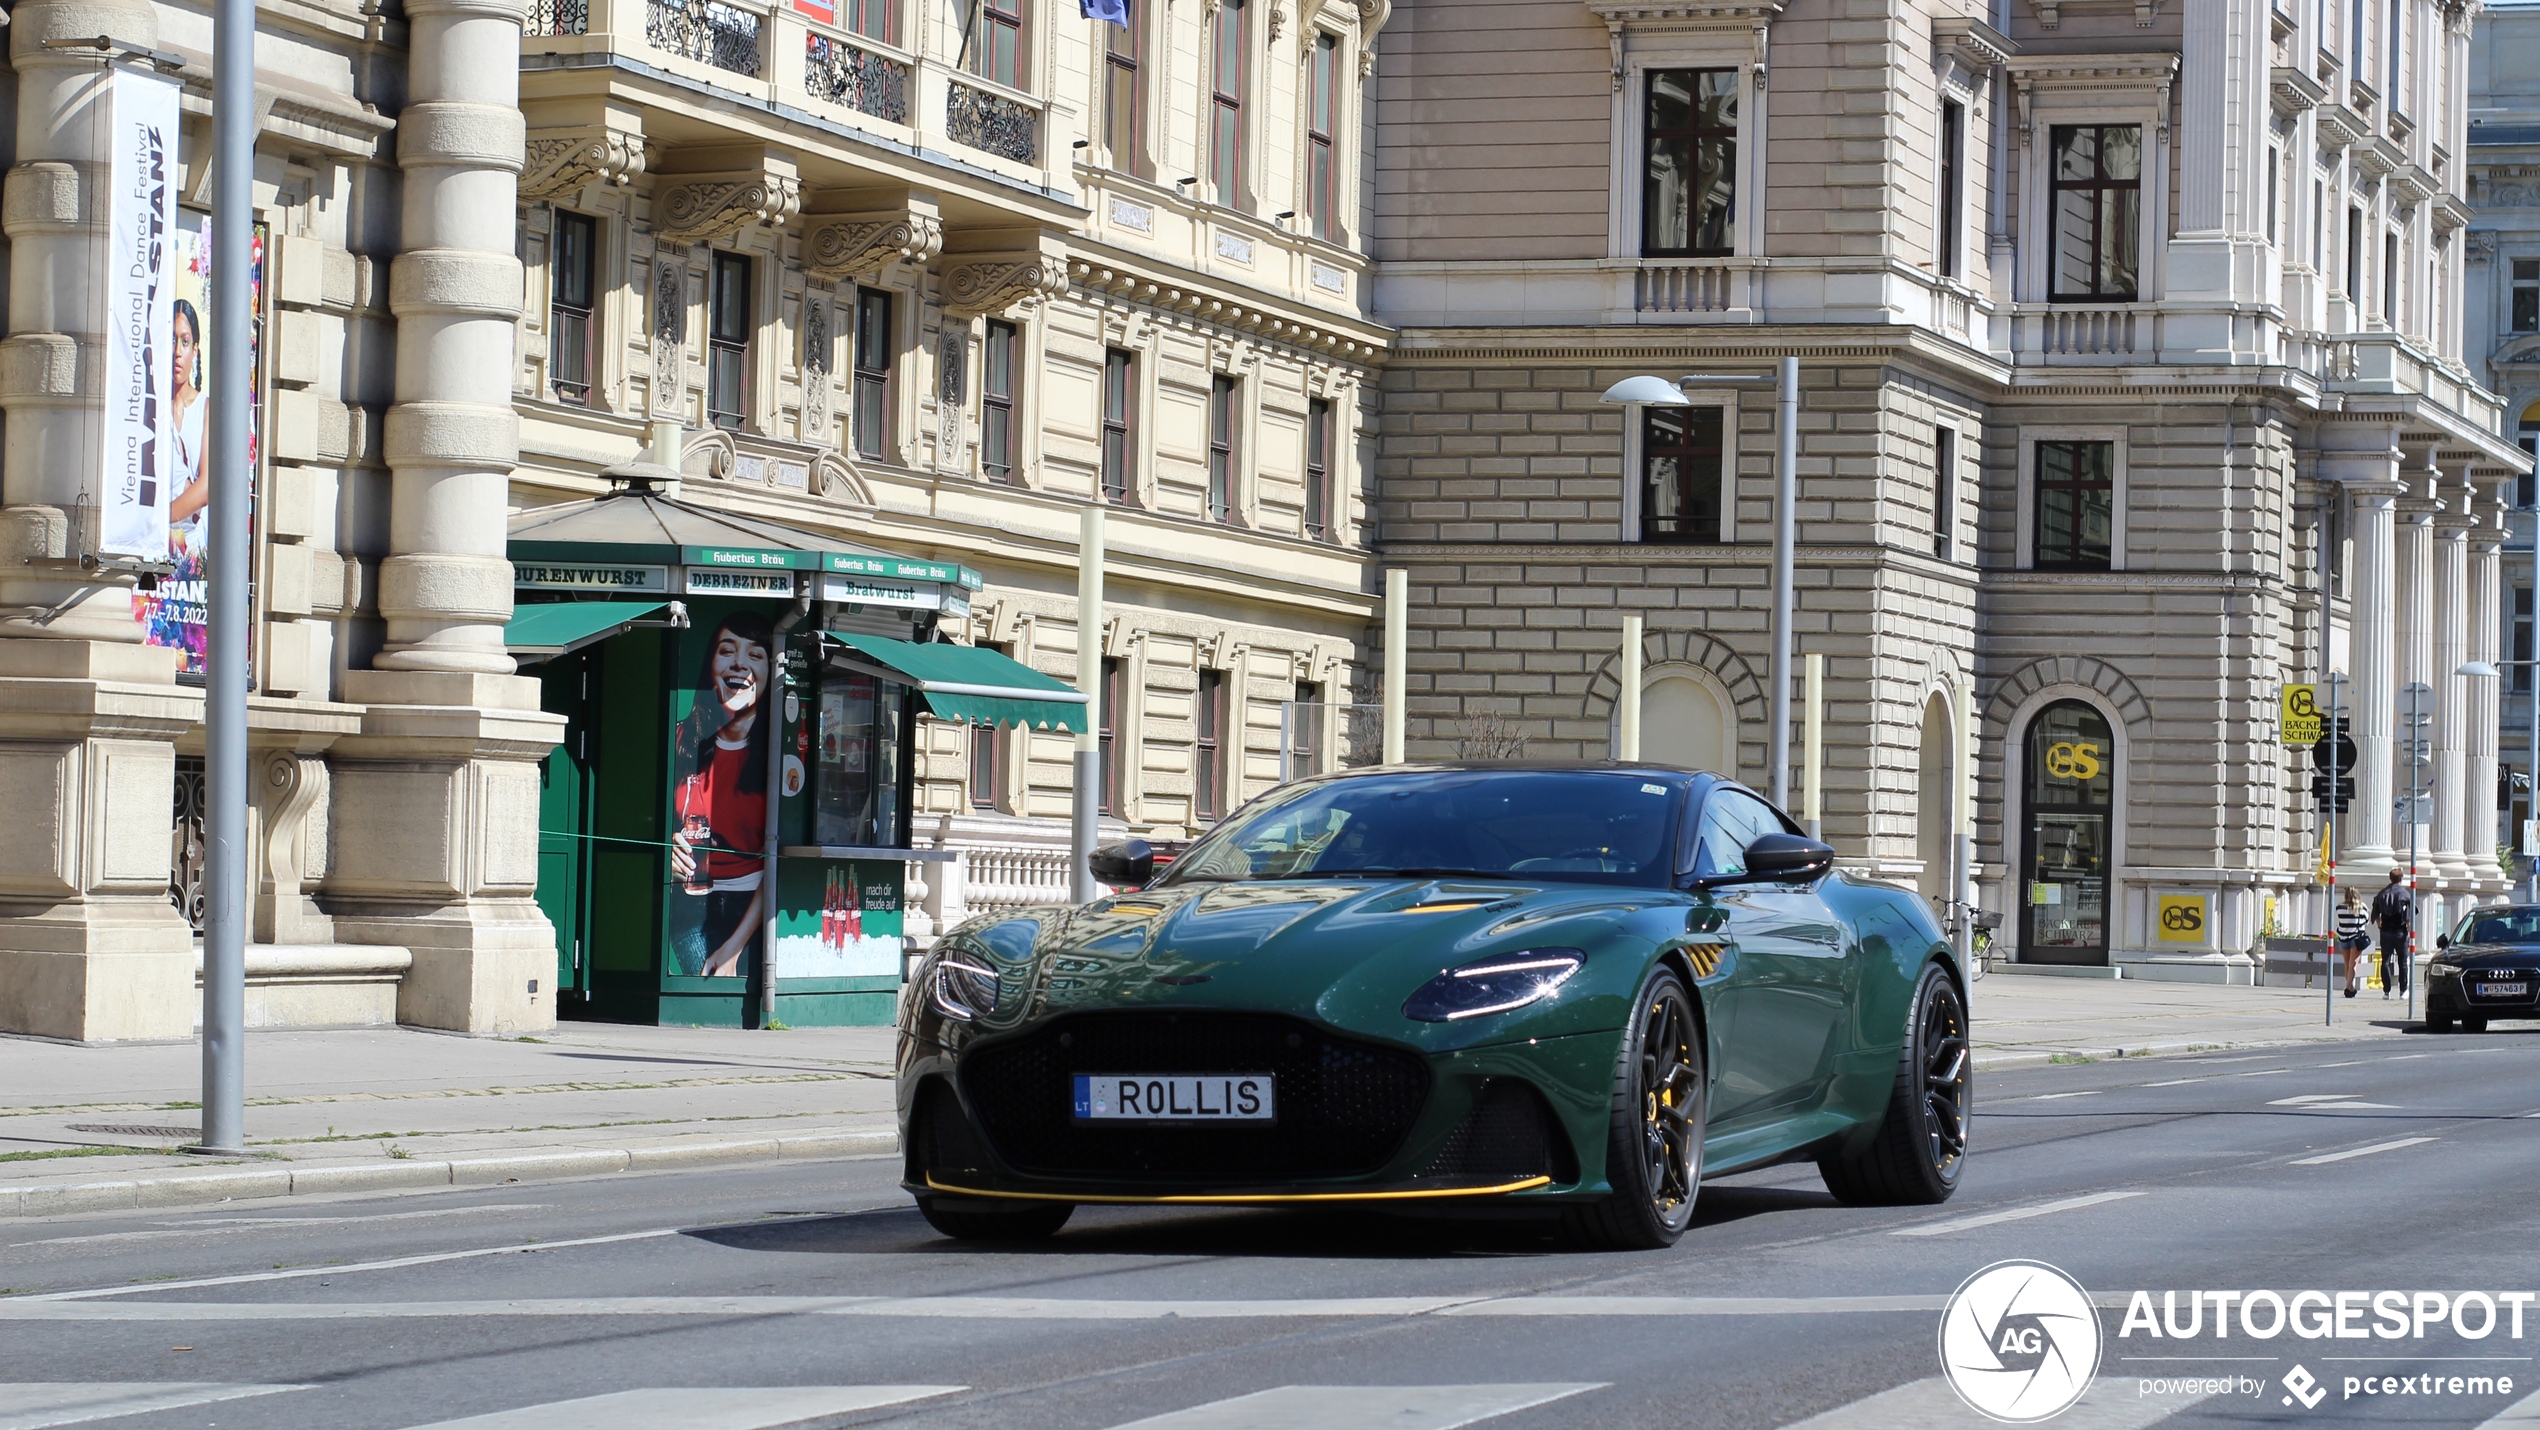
327, 0, 564, 1034
2469, 517, 2506, 892
2431, 508, 2472, 880
2341, 471, 2402, 871
2392, 475, 2438, 873
0, 0, 207, 1040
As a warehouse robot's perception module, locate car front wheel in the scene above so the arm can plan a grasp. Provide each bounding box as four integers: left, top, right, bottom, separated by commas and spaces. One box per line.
915, 1196, 1074, 1241
1562, 967, 1705, 1251
1819, 961, 1968, 1206
2425, 1004, 2455, 1033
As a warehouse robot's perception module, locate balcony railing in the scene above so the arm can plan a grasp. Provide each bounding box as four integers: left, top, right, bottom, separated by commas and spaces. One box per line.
805, 32, 909, 124
647, 0, 764, 77
946, 80, 1038, 163
529, 0, 589, 35
1636, 261, 1733, 314
2008, 303, 2147, 364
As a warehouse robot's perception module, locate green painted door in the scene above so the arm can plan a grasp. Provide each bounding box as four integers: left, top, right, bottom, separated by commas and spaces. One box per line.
536, 652, 596, 1000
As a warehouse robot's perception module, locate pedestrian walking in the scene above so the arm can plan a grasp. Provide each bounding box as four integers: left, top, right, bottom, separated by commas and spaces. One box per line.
2369, 868, 2413, 1000
2335, 887, 2370, 998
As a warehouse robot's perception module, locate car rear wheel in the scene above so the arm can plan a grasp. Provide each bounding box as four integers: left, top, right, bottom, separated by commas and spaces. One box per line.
1819, 961, 1968, 1207
915, 1196, 1074, 1241
1561, 968, 1704, 1251
2462, 1015, 2490, 1034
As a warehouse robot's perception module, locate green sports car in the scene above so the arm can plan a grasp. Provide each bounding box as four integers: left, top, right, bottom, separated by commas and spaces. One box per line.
896, 763, 1971, 1249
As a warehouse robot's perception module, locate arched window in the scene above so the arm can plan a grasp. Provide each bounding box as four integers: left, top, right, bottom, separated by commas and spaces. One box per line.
1642, 670, 1735, 777
2021, 700, 2113, 965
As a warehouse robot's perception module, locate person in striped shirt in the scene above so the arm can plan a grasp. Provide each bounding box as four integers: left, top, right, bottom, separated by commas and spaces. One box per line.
2335, 886, 2370, 999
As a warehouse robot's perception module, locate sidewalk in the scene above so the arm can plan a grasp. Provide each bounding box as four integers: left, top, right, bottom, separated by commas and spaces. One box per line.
0, 974, 2420, 1218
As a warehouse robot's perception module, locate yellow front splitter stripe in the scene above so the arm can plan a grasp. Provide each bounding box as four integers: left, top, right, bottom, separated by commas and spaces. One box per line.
925, 1174, 1552, 1205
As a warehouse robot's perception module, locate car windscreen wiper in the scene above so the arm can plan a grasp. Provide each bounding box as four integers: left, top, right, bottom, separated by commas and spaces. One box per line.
1315, 867, 1518, 880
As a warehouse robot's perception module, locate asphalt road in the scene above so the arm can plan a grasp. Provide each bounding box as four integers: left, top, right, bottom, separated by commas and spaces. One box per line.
4, 1028, 2537, 1430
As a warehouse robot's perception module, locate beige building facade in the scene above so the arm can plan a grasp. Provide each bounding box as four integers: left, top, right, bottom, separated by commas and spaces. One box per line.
1370, 0, 2527, 967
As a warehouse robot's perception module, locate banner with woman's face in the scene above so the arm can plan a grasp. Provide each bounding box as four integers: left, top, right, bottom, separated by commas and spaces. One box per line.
668, 603, 777, 979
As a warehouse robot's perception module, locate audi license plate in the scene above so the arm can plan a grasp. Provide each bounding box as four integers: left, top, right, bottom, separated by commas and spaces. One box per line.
1073, 1074, 1274, 1122
2475, 981, 2529, 999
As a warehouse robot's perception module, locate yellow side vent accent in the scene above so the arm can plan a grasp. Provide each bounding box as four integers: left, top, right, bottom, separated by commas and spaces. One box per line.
1685, 942, 1723, 978
1401, 901, 1490, 914
926, 1174, 1552, 1205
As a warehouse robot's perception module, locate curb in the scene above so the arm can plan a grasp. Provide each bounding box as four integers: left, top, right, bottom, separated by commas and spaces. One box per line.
0, 1128, 898, 1221
1971, 1024, 2409, 1072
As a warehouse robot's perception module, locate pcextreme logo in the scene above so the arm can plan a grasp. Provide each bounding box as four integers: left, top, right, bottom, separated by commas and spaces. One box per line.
1938, 1260, 2104, 1423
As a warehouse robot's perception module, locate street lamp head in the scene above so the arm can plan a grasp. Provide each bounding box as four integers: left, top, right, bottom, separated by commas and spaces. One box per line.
1598, 374, 1691, 407
2459, 660, 2501, 678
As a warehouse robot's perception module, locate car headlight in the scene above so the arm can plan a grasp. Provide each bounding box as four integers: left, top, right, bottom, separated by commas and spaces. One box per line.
1404, 948, 1586, 1022
929, 957, 1001, 1021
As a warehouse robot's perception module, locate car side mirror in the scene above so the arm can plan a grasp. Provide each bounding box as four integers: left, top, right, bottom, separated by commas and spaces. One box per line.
1089, 838, 1156, 891
2436, 933, 2449, 949
1745, 832, 1837, 884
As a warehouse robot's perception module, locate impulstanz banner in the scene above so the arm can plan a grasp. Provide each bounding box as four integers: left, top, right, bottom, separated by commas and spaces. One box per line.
98, 68, 183, 560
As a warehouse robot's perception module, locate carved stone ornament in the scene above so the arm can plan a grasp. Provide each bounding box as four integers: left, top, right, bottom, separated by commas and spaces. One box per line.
653, 170, 803, 246
520, 127, 647, 202
803, 209, 946, 283
1358, 0, 1389, 77
814, 450, 872, 504
941, 251, 1070, 319
1268, 1, 1288, 40
801, 295, 834, 447
651, 255, 688, 407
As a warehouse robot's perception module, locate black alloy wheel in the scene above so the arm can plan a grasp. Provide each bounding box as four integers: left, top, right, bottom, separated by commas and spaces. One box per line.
915, 1196, 1074, 1241
2425, 1004, 2455, 1033
1818, 961, 1969, 1206
1562, 968, 1705, 1251
2462, 1015, 2490, 1034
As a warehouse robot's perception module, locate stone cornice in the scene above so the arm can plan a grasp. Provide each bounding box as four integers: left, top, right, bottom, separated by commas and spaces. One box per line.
2270, 64, 2326, 119
941, 232, 1071, 318
653, 169, 802, 245
1075, 261, 1387, 363
802, 200, 946, 284
521, 126, 648, 202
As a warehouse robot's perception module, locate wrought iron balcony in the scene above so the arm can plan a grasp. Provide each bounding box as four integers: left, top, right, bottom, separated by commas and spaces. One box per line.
646, 0, 764, 77
946, 81, 1038, 164
805, 32, 909, 124
529, 0, 589, 35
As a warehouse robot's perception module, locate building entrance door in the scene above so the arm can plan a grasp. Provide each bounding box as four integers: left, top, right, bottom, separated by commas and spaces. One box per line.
537, 649, 598, 1002
2020, 700, 2113, 965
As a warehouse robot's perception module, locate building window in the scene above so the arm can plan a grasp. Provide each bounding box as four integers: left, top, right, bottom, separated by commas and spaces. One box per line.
2346, 206, 2363, 301
1643, 68, 1736, 257
981, 318, 1019, 483
1639, 405, 1725, 544
965, 0, 1023, 90
2311, 181, 2323, 271
1099, 655, 1123, 815
845, 0, 895, 41
968, 650, 1008, 808
1208, 375, 1239, 523
1289, 680, 1321, 777
2513, 260, 2540, 333
2265, 148, 2279, 246
706, 250, 751, 431
2517, 587, 2535, 695
2383, 230, 2399, 324
1102, 0, 1140, 169
1101, 348, 1135, 504
2049, 125, 2141, 301
852, 289, 891, 461
1194, 669, 1225, 821
1306, 32, 1339, 240
1933, 426, 1955, 561
2033, 439, 2115, 571
1304, 396, 1333, 540
2519, 420, 2538, 507
1210, 0, 1247, 206
549, 210, 597, 407
1937, 100, 1963, 279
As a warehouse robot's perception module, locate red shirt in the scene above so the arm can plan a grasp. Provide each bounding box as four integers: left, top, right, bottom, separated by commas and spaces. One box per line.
683, 738, 766, 883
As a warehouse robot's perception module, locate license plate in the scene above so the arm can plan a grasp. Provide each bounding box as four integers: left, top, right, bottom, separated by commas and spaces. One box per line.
1073, 1074, 1274, 1121
2475, 981, 2529, 999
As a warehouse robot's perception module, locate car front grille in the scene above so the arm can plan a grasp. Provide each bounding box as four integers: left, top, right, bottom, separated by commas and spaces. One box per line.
958, 1011, 1431, 1182
1418, 1078, 1577, 1184
2461, 967, 2536, 1005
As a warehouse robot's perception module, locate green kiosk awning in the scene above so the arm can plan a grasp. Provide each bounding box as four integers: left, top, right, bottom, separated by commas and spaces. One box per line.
828, 632, 1089, 732
505, 600, 677, 662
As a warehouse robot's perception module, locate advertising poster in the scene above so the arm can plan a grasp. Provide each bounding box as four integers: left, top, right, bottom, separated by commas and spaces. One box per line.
99, 69, 181, 560
773, 859, 903, 978
132, 213, 264, 678
667, 603, 775, 978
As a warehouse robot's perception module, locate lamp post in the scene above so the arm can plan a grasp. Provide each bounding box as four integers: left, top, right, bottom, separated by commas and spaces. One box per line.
1599, 360, 1801, 807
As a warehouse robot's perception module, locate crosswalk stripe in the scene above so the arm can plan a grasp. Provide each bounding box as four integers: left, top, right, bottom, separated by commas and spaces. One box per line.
1102, 1384, 1603, 1430
2480, 1385, 2540, 1427
2289, 1136, 2438, 1165
1888, 1191, 2143, 1237
397, 1387, 963, 1429
1776, 1376, 2216, 1430
0, 1382, 308, 1430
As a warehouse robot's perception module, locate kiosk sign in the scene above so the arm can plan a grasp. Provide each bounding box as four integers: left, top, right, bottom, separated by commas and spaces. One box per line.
2281, 684, 2322, 746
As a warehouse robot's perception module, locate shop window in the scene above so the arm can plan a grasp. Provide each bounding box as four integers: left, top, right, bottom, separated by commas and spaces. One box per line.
707, 251, 752, 430
810, 666, 907, 849
1933, 426, 1955, 561
1099, 656, 1123, 815
1937, 101, 1962, 279
1103, 0, 1141, 170
853, 289, 892, 461
965, 0, 1024, 90
1194, 669, 1225, 821
2049, 125, 2140, 301
2033, 439, 2115, 570
1643, 68, 1736, 258
1210, 0, 1247, 206
2514, 259, 2540, 333
1638, 404, 1725, 544
2021, 700, 2114, 965
1101, 348, 1135, 504
1208, 375, 1240, 523
1304, 396, 1333, 539
981, 318, 1019, 483
1306, 32, 1339, 240
550, 211, 597, 407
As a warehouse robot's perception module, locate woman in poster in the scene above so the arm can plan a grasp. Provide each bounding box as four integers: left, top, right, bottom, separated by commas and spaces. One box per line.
670, 611, 773, 977
164, 297, 207, 544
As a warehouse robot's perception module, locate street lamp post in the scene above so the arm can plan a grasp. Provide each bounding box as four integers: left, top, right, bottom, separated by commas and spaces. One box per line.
1600, 361, 1801, 807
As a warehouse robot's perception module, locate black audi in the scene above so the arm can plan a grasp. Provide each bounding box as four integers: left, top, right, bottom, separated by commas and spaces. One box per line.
2426, 905, 2540, 1033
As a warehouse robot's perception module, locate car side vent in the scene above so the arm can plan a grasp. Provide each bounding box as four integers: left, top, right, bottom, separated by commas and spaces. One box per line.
1419, 1079, 1577, 1184
919, 1085, 990, 1178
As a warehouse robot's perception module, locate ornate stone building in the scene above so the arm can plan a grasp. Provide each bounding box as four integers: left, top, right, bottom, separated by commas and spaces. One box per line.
1371, 0, 2526, 967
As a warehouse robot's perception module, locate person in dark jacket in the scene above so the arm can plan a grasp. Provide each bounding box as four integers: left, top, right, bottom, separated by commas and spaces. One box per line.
2369, 868, 2413, 999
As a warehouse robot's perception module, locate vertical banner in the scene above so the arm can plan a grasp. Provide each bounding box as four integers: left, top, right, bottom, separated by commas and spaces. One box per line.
668, 603, 775, 978
99, 69, 183, 559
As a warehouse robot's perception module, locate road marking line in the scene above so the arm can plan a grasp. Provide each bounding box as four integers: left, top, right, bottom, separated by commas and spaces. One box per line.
2479, 1385, 2540, 1427
2308, 1102, 2396, 1110
1889, 1191, 2144, 1238
1776, 1375, 2215, 1430
2290, 1137, 2438, 1165
1441, 1296, 1948, 1316
2233, 1069, 2291, 1077
2030, 1092, 2103, 1101
18, 1227, 678, 1303
0, 1382, 309, 1430
1102, 1384, 1603, 1430
396, 1387, 964, 1429
2270, 1094, 2362, 1105
11, 1204, 551, 1250
2141, 1077, 2208, 1087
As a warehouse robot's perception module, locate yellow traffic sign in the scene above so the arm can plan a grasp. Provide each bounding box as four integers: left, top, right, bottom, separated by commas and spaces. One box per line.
2281, 684, 2322, 746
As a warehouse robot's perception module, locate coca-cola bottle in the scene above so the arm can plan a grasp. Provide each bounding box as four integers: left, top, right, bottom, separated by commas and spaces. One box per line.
679, 774, 712, 896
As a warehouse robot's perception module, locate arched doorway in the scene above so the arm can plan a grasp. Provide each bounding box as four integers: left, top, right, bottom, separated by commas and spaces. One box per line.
2021, 700, 2114, 965
1644, 670, 1735, 776
1915, 692, 1954, 903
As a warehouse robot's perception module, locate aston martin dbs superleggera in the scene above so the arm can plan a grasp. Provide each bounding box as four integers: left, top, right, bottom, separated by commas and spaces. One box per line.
896, 763, 1970, 1249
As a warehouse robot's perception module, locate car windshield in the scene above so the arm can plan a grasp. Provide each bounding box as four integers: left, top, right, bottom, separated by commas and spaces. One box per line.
2450, 908, 2540, 946
1156, 769, 1685, 889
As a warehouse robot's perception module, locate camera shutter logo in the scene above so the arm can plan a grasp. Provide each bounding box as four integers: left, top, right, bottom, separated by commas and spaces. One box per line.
1937, 1260, 2103, 1422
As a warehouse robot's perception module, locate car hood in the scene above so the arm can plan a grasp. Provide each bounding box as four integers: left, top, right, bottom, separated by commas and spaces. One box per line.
2439, 948, 2540, 969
